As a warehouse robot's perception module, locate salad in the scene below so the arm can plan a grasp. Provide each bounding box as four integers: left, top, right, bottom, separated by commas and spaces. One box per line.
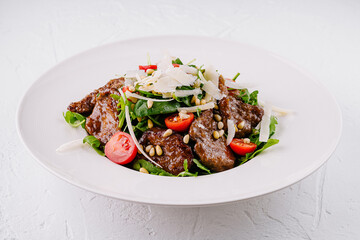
60, 54, 280, 176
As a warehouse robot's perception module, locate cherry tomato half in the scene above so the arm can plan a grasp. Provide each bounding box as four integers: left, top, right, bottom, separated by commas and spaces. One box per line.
172, 63, 180, 67
139, 65, 157, 71
165, 113, 194, 132
229, 138, 257, 156
105, 132, 137, 165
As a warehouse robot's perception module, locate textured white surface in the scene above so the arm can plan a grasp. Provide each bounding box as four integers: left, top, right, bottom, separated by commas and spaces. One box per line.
1, 0, 359, 239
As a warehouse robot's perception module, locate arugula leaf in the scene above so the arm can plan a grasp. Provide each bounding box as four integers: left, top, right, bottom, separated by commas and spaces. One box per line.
233, 72, 240, 81
83, 136, 105, 156
269, 115, 278, 138
192, 159, 211, 174
177, 159, 198, 177
172, 58, 183, 65
238, 89, 259, 106
174, 95, 192, 107
148, 115, 165, 127
63, 111, 86, 128
133, 159, 174, 176
196, 107, 201, 117
240, 139, 279, 165
133, 100, 180, 117
135, 88, 162, 97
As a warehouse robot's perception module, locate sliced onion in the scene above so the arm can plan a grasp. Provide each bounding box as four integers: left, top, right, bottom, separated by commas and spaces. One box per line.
124, 106, 163, 168
226, 120, 235, 145
174, 88, 202, 97
56, 139, 84, 152
125, 91, 173, 102
259, 101, 272, 142
177, 102, 215, 113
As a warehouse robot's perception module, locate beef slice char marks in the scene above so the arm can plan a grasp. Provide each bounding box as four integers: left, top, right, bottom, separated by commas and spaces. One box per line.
189, 110, 235, 172
138, 127, 193, 175
68, 78, 124, 115
85, 88, 120, 145
218, 75, 264, 138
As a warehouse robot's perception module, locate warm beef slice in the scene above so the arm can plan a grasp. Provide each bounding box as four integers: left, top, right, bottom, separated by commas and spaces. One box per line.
189, 110, 235, 172
218, 75, 264, 138
138, 127, 193, 175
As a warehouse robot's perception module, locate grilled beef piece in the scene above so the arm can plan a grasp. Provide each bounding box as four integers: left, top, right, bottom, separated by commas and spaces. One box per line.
85, 88, 120, 145
189, 110, 235, 172
138, 127, 193, 175
68, 78, 124, 115
218, 75, 264, 138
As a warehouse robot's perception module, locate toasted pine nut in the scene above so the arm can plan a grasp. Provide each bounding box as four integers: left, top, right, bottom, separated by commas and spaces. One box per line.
129, 96, 138, 103
128, 85, 135, 92
148, 119, 153, 129
200, 99, 206, 105
138, 145, 144, 154
147, 100, 153, 109
137, 117, 142, 122
131, 103, 135, 110
139, 167, 149, 174
214, 103, 219, 110
146, 69, 155, 75
195, 98, 201, 106
213, 131, 220, 139
238, 121, 245, 130
214, 114, 222, 122
219, 130, 224, 137
243, 138, 250, 144
149, 147, 155, 157
155, 145, 163, 156
218, 121, 224, 129
183, 134, 190, 144
145, 145, 153, 153
191, 95, 196, 104
163, 129, 173, 138
234, 125, 239, 132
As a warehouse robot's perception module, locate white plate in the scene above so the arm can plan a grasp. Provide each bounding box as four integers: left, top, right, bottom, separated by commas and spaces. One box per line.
16, 36, 342, 206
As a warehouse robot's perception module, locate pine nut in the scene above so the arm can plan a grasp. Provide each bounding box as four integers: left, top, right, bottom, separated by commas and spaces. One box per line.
155, 145, 163, 156
191, 95, 196, 104
148, 119, 153, 129
219, 129, 224, 137
234, 125, 239, 132
129, 96, 138, 103
145, 145, 153, 153
139, 167, 149, 174
137, 145, 144, 154
200, 99, 206, 105
218, 121, 224, 129
238, 120, 245, 130
183, 134, 190, 144
147, 100, 153, 109
149, 147, 155, 157
131, 104, 135, 110
163, 129, 173, 138
137, 117, 142, 122
146, 69, 155, 75
214, 103, 219, 110
214, 114, 222, 122
213, 131, 220, 139
128, 85, 135, 92
195, 98, 201, 106
243, 138, 250, 144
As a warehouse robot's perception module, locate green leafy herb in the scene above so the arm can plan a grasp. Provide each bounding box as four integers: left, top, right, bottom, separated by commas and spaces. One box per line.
135, 87, 162, 98
196, 107, 201, 117
63, 111, 86, 128
83, 136, 105, 156
133, 159, 174, 176
186, 58, 196, 65
172, 58, 183, 65
177, 159, 198, 177
133, 100, 180, 117
233, 72, 240, 81
192, 159, 211, 174
240, 139, 279, 165
148, 115, 165, 127
238, 88, 259, 105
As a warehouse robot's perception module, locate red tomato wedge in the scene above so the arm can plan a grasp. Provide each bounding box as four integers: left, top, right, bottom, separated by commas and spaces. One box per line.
229, 138, 257, 156
165, 113, 194, 132
139, 65, 157, 71
172, 63, 180, 67
105, 132, 137, 165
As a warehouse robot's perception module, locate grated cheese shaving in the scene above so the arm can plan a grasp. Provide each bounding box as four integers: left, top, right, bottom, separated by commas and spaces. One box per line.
226, 120, 235, 145
177, 102, 215, 113
259, 101, 272, 142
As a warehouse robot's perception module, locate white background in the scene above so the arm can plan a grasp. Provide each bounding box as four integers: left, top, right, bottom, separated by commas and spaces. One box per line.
1, 0, 359, 239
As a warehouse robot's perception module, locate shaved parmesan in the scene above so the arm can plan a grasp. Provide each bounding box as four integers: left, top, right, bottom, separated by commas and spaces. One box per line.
177, 102, 215, 113
157, 53, 172, 71
259, 102, 272, 142
259, 100, 293, 116
202, 80, 222, 100
204, 65, 219, 86
179, 65, 198, 75
125, 91, 173, 102
166, 67, 197, 86
225, 80, 243, 89
174, 88, 202, 97
124, 106, 163, 168
226, 120, 235, 145
56, 139, 84, 152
